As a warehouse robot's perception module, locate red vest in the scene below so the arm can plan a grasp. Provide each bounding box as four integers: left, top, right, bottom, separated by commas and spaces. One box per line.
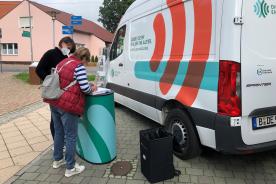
45, 56, 85, 116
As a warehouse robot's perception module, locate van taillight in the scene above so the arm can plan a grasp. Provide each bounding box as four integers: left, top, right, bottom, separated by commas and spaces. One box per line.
218, 60, 241, 117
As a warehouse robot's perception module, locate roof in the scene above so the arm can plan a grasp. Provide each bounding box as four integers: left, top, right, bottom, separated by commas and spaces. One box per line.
30, 1, 113, 43
0, 1, 21, 19
0, 0, 113, 43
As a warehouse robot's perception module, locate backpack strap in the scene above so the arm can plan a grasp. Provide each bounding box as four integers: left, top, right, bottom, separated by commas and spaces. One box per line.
63, 80, 77, 91
56, 60, 75, 73
56, 59, 78, 91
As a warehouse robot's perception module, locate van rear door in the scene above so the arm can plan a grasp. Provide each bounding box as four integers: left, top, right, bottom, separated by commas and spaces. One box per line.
241, 0, 276, 145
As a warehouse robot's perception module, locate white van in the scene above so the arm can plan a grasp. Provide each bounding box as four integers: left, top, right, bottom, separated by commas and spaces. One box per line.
106, 0, 276, 159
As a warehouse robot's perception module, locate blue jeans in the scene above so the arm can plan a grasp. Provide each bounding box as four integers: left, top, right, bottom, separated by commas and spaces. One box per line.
50, 105, 78, 170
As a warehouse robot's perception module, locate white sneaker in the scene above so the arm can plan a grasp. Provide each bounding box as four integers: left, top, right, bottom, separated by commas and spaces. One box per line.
65, 163, 85, 177
53, 159, 66, 169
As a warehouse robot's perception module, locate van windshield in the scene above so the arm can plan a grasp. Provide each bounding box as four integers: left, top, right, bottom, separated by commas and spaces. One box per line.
110, 25, 126, 61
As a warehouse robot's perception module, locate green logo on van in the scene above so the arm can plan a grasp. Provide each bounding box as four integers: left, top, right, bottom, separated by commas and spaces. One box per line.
110, 69, 120, 77
254, 0, 270, 18
111, 69, 115, 77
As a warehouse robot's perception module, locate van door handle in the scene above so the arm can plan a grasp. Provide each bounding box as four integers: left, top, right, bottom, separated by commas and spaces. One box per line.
119, 63, 123, 67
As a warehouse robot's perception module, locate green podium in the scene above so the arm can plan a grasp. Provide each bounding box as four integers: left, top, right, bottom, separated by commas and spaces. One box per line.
76, 90, 116, 164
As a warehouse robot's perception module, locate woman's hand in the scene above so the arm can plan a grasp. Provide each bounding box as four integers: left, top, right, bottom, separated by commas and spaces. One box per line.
91, 84, 98, 92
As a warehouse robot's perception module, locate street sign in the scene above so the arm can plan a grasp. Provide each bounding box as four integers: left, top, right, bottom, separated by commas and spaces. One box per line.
62, 26, 74, 35
71, 16, 82, 25
71, 16, 82, 21
71, 20, 82, 25
22, 31, 31, 38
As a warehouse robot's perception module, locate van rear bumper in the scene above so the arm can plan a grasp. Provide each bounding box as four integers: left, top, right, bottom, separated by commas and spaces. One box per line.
215, 114, 276, 154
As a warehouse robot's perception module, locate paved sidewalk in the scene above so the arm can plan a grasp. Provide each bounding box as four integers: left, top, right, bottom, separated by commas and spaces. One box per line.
0, 105, 52, 184
0, 73, 41, 116
9, 105, 157, 184
8, 105, 276, 184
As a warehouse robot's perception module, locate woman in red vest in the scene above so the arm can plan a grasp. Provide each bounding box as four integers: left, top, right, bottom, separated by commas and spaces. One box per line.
45, 47, 97, 177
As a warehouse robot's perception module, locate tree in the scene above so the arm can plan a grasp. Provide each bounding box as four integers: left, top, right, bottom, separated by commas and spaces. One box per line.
91, 55, 95, 63
98, 0, 135, 33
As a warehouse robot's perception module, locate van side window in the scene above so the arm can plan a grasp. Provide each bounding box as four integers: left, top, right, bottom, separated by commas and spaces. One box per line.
110, 25, 126, 61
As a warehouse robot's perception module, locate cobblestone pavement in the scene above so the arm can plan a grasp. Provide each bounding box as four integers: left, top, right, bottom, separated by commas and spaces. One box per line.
0, 105, 52, 184
7, 105, 276, 184
0, 73, 41, 116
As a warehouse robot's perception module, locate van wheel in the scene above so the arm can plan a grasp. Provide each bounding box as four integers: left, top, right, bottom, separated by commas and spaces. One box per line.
165, 109, 202, 160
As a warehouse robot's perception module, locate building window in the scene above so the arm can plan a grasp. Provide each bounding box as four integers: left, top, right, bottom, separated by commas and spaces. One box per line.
1, 43, 18, 55
19, 17, 33, 29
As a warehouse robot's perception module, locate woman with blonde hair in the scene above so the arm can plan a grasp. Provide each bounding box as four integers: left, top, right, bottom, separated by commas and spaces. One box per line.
44, 47, 97, 177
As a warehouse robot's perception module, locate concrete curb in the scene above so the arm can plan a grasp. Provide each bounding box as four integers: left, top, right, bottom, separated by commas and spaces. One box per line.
0, 101, 45, 124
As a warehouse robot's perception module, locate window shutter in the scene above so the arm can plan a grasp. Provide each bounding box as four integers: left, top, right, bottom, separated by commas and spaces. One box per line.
20, 17, 32, 28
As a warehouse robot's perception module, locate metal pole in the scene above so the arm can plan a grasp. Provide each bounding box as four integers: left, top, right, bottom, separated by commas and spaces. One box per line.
0, 36, 2, 73
28, 0, 34, 62
72, 26, 74, 40
53, 19, 55, 48
48, 11, 59, 48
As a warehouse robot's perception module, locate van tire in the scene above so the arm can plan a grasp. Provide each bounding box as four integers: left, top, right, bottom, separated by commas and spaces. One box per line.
165, 109, 202, 160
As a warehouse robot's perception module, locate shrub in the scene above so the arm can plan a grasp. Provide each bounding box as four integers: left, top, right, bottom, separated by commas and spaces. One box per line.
95, 56, 99, 63
91, 55, 95, 63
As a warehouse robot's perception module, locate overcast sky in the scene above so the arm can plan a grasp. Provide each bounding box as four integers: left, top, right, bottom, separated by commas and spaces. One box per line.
6, 0, 104, 25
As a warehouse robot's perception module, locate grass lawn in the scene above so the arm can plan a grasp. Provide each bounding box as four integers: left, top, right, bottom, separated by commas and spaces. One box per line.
14, 72, 95, 82
14, 72, 29, 83
88, 74, 96, 81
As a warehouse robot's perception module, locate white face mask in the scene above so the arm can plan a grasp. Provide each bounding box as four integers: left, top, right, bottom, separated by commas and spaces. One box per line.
61, 47, 70, 56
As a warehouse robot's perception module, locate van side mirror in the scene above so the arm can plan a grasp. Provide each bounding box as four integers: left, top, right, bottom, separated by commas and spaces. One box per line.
105, 46, 111, 61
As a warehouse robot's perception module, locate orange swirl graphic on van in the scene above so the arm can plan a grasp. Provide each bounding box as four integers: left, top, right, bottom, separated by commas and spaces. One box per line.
135, 0, 215, 107
159, 0, 186, 95
150, 13, 166, 72
176, 0, 213, 106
